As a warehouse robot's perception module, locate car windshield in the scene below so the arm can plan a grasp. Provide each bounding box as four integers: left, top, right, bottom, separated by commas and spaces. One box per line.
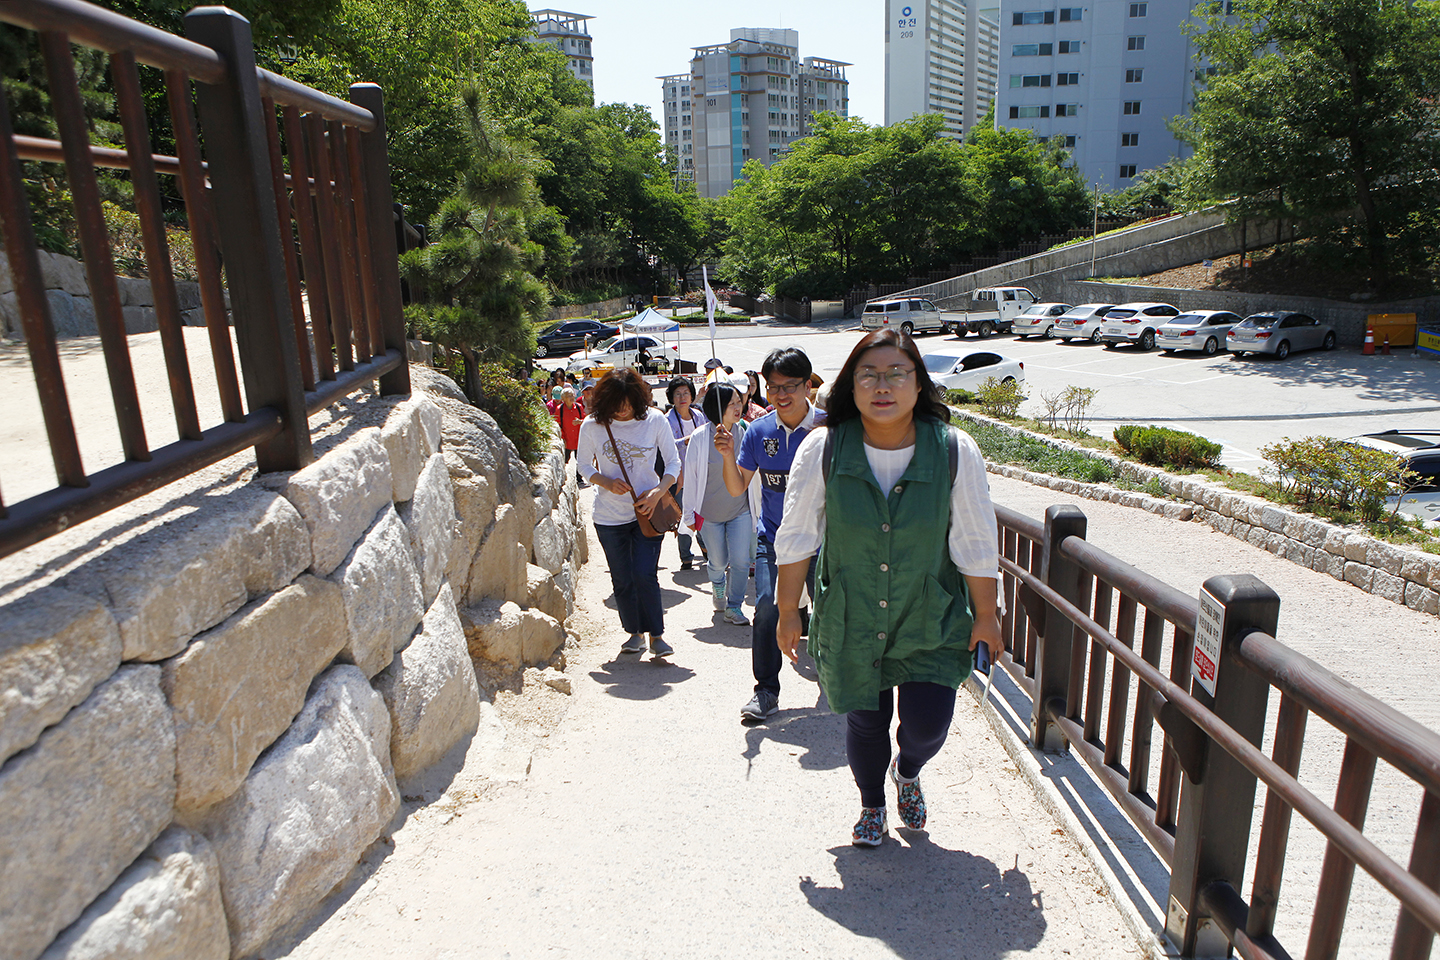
923, 354, 958, 373
593, 336, 620, 351
1239, 316, 1279, 329
1170, 314, 1206, 326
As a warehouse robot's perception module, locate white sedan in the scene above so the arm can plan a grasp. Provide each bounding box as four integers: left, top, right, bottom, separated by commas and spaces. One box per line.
1013, 302, 1073, 340
922, 349, 1025, 392
565, 334, 680, 376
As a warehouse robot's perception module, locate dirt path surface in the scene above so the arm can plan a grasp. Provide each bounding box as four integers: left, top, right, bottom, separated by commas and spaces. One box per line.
276, 486, 1143, 960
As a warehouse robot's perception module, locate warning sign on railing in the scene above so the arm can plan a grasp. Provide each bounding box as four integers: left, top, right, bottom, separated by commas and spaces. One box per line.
1193, 587, 1223, 696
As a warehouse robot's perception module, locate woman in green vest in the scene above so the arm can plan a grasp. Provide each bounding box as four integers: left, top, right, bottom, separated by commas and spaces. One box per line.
774, 329, 1004, 846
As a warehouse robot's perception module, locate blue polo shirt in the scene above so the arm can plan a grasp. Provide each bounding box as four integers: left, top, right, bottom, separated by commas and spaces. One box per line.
737, 401, 825, 540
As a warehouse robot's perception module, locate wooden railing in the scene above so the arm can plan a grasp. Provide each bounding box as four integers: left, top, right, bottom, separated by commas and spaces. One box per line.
0, 0, 409, 559
994, 503, 1440, 959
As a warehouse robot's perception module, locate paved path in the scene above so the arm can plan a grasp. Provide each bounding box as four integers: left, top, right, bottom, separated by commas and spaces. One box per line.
278, 485, 1144, 960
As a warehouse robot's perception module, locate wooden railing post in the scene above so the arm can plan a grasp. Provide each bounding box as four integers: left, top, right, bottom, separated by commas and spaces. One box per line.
1166, 574, 1280, 958
349, 82, 410, 397
184, 6, 311, 471
1031, 504, 1087, 751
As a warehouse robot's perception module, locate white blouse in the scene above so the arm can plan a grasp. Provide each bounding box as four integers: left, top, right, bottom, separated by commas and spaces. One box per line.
773, 424, 1001, 586
576, 410, 682, 527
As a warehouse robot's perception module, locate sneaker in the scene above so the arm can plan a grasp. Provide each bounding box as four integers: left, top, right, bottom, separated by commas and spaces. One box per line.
649, 635, 674, 658
619, 634, 646, 655
740, 689, 779, 722
723, 607, 750, 626
712, 583, 725, 611
889, 759, 927, 829
852, 806, 887, 847
679, 560, 694, 571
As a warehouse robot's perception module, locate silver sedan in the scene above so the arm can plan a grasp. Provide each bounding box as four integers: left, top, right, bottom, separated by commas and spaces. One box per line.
1156, 310, 1244, 356
1227, 312, 1337, 359
1054, 303, 1116, 343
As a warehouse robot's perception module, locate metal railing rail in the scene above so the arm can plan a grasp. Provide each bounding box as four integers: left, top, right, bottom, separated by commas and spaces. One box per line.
992, 503, 1440, 959
0, 0, 410, 559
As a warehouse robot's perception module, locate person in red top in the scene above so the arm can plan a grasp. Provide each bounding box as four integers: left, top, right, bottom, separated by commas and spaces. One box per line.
554, 385, 584, 464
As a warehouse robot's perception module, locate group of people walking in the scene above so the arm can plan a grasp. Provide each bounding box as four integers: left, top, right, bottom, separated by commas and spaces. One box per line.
572, 331, 1004, 847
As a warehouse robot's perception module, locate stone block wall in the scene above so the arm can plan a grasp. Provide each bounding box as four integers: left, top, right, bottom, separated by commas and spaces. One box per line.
0, 367, 586, 959
0, 249, 219, 340
963, 411, 1440, 617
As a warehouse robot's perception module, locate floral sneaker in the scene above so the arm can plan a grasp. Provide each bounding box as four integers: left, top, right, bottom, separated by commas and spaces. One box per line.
851, 806, 887, 847
890, 758, 927, 829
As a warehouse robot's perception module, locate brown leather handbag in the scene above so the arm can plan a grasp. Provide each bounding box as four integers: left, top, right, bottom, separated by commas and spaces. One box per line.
603, 422, 681, 537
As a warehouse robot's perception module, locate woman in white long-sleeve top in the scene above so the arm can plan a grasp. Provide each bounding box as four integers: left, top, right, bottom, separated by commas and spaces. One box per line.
577, 368, 683, 659
772, 329, 1005, 847
682, 382, 762, 626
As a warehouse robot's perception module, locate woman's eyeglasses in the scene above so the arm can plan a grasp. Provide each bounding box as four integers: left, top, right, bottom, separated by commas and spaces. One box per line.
855, 367, 915, 389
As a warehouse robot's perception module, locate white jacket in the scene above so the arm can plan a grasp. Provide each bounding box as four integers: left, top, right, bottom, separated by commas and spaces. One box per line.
681, 420, 762, 532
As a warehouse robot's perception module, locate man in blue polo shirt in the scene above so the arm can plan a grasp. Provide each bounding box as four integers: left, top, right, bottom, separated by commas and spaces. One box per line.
715, 346, 824, 723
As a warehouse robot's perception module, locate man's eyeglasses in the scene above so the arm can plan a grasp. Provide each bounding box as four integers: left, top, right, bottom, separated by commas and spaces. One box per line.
765, 379, 807, 396
855, 367, 915, 389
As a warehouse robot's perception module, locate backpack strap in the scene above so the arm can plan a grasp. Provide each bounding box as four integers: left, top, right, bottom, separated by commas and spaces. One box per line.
822, 426, 835, 484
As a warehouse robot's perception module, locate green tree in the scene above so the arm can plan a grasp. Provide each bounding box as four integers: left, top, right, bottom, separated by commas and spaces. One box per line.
1179, 0, 1440, 288
964, 126, 1088, 248
401, 82, 549, 401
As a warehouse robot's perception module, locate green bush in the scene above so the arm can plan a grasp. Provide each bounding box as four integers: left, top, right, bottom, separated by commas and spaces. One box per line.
472, 361, 554, 466
976, 376, 1026, 419
1113, 425, 1223, 470
1261, 436, 1414, 521
956, 419, 1115, 483
946, 388, 977, 406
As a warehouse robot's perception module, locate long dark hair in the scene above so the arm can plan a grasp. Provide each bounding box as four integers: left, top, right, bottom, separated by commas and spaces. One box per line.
589, 367, 652, 424
825, 329, 950, 426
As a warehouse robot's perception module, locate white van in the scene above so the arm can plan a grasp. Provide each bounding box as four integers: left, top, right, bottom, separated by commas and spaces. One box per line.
860, 298, 948, 335
957, 287, 1037, 337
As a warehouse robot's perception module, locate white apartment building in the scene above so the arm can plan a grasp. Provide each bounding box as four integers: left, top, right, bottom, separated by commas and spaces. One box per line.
660, 28, 851, 198
996, 0, 1195, 189
532, 9, 594, 88
884, 0, 1001, 139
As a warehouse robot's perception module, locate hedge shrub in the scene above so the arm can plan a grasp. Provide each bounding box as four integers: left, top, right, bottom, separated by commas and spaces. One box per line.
1113, 425, 1223, 470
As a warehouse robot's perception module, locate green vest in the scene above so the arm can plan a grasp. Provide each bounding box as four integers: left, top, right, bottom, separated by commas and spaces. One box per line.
808, 417, 975, 713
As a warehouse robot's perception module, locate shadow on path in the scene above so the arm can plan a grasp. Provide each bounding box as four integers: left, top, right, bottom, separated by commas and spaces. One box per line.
742, 684, 846, 772
588, 657, 696, 701
801, 836, 1046, 960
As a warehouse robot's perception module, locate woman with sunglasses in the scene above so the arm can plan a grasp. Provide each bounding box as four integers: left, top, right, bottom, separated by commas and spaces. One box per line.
772, 329, 1004, 846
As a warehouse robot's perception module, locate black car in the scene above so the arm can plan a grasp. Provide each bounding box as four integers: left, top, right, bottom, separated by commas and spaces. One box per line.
534, 319, 620, 358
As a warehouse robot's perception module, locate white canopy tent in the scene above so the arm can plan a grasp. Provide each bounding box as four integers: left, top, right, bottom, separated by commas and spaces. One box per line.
620, 307, 684, 374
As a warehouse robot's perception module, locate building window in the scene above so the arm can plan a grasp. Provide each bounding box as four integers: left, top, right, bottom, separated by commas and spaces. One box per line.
1121, 132, 1139, 146
1127, 35, 1146, 50
1059, 7, 1083, 20
1130, 2, 1147, 15
1056, 72, 1080, 85
1009, 105, 1051, 118
682, 130, 691, 140
1123, 100, 1141, 114
1058, 40, 1081, 53
742, 111, 749, 122
682, 115, 691, 124
1196, 65, 1219, 80
1119, 164, 1137, 178
1012, 10, 1056, 24
1009, 74, 1053, 87
1064, 135, 1076, 147
1055, 103, 1079, 116
1012, 43, 1053, 56
1126, 68, 1143, 82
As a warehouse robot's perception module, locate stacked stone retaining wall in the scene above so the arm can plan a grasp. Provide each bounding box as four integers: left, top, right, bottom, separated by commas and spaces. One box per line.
0, 364, 586, 959
961, 411, 1440, 618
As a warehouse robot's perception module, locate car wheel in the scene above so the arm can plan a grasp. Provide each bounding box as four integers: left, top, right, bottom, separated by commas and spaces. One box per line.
1162, 349, 1173, 355
1017, 333, 1028, 340
1002, 377, 1017, 384
1203, 337, 1218, 356
901, 321, 914, 337
1139, 329, 1156, 351
1233, 351, 1246, 358
535, 342, 549, 358
1042, 324, 1054, 340
1275, 340, 1290, 360
1060, 337, 1071, 343
1323, 331, 1337, 350
1104, 342, 1116, 350
979, 321, 995, 338
954, 327, 967, 338
1089, 328, 1102, 343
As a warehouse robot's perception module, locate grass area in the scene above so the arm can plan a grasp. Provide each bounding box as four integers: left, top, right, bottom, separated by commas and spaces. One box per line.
1046, 223, 1146, 251
671, 310, 752, 324
954, 418, 1116, 483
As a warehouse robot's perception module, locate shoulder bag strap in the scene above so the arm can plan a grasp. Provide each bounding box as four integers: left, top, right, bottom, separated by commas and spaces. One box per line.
602, 421, 642, 509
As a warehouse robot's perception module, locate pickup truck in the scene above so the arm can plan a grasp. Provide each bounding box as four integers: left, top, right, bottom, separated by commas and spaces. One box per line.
951, 286, 1039, 338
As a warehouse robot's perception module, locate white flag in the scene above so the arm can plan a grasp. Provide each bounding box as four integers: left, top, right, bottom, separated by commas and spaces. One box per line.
703, 265, 718, 356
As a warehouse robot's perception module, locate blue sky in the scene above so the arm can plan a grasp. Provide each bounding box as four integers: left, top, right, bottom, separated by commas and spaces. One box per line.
569, 0, 886, 128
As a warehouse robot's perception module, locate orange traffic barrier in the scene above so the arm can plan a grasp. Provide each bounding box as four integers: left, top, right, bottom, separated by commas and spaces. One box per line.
1363, 325, 1375, 356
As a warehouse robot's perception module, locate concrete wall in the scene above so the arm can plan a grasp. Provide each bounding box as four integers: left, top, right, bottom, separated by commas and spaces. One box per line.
0, 250, 216, 340
543, 296, 628, 323
0, 366, 587, 960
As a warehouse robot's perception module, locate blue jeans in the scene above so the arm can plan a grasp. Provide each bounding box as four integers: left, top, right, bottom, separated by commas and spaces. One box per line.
752, 537, 816, 696
703, 513, 754, 609
677, 531, 695, 564
594, 521, 666, 636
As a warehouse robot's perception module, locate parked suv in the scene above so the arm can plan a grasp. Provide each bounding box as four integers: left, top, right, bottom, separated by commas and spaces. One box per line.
1099, 302, 1181, 350
860, 298, 947, 336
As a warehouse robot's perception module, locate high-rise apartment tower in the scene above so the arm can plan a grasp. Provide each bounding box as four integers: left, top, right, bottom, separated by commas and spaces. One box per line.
532, 10, 594, 88
996, 0, 1195, 188
884, 0, 1000, 138
660, 28, 850, 198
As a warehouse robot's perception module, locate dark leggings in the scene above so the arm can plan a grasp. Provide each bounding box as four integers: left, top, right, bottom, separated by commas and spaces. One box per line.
846, 682, 958, 808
